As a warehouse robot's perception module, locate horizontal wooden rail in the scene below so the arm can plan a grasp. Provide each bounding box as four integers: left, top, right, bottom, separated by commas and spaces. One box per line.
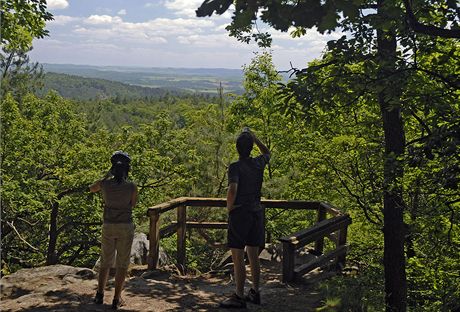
319, 202, 342, 216
147, 197, 324, 214
279, 215, 352, 245
279, 214, 351, 282
294, 245, 348, 277
146, 197, 350, 283
161, 221, 228, 231
159, 223, 177, 238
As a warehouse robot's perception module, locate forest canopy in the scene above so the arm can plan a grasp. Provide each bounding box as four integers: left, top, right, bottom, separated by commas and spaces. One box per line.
1, 1, 459, 311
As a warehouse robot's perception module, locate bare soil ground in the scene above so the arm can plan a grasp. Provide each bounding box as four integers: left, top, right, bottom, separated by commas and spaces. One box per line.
0, 262, 334, 311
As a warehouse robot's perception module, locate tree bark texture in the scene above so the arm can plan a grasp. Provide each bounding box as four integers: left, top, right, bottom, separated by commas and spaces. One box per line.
46, 201, 59, 265
377, 1, 407, 311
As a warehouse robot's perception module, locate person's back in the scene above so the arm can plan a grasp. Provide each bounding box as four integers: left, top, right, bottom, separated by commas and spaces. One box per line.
220, 129, 270, 309
89, 151, 138, 310
229, 154, 269, 211
101, 179, 136, 224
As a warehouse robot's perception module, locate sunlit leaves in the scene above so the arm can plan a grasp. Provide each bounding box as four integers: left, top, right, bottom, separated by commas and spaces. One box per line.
0, 0, 53, 50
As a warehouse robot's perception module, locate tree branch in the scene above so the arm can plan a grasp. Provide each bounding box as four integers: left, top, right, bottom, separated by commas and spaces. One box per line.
327, 160, 382, 225
409, 108, 432, 135
196, 228, 226, 248
57, 221, 101, 235
138, 170, 181, 189
6, 221, 40, 251
403, 0, 460, 38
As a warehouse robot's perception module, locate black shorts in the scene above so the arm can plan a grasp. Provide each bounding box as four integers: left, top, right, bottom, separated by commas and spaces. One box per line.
227, 207, 264, 249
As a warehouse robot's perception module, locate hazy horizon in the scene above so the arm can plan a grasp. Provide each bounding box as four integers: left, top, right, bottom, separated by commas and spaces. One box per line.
41, 62, 244, 71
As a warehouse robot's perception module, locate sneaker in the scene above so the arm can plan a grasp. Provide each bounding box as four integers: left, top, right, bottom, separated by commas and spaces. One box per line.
111, 298, 125, 310
219, 293, 247, 309
245, 288, 261, 305
94, 291, 103, 304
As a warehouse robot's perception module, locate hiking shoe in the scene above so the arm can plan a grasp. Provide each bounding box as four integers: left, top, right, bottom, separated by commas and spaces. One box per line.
94, 291, 103, 304
219, 293, 247, 309
245, 288, 261, 305
111, 298, 125, 310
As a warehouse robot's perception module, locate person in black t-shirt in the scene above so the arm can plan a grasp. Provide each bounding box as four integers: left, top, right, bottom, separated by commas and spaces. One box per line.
220, 129, 270, 309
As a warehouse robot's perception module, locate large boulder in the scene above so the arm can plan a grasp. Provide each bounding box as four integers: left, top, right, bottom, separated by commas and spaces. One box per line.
130, 232, 149, 265
259, 243, 283, 263
0, 265, 95, 300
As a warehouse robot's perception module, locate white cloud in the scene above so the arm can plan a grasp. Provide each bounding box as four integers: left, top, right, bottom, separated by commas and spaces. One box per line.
47, 0, 69, 10
79, 15, 214, 38
84, 15, 123, 25
164, 0, 204, 17
74, 25, 168, 44
50, 15, 80, 25
73, 15, 218, 46
32, 4, 331, 69
177, 33, 248, 49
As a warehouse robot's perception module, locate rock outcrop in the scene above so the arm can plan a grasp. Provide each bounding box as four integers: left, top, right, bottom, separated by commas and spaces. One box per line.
0, 263, 326, 311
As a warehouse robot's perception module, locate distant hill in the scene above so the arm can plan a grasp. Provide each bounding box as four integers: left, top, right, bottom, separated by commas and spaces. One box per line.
42, 63, 244, 94
40, 72, 180, 101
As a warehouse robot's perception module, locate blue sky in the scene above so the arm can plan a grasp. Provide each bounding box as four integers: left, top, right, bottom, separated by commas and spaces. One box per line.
30, 0, 343, 70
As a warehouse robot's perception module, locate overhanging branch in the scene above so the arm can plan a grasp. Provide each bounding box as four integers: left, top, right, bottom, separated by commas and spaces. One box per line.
403, 0, 460, 38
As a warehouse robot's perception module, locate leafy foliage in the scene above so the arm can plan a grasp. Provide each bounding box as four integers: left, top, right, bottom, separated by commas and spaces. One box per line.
1, 1, 459, 310
197, 0, 460, 310
0, 0, 53, 50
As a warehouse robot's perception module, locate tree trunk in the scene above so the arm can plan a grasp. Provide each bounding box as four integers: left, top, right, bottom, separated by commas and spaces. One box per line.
46, 201, 59, 265
45, 187, 86, 265
377, 1, 407, 311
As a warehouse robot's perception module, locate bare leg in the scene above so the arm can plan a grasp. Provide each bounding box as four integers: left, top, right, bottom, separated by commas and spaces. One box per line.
97, 267, 110, 294
113, 268, 128, 301
246, 246, 260, 291
231, 248, 246, 297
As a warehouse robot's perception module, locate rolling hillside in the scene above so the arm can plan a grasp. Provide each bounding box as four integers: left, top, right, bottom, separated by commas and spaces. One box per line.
42, 63, 244, 94
40, 72, 179, 101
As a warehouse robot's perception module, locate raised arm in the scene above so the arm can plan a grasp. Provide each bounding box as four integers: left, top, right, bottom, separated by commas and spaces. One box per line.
252, 132, 270, 156
89, 170, 112, 193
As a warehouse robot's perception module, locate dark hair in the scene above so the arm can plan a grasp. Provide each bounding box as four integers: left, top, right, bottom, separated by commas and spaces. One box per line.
109, 151, 131, 184
111, 162, 129, 184
236, 132, 254, 158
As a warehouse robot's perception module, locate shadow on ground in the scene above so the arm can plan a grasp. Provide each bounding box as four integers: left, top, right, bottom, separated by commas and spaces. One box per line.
0, 262, 333, 311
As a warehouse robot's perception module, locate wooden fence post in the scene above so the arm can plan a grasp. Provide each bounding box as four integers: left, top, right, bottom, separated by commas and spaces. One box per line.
336, 223, 348, 268
314, 206, 327, 255
148, 210, 160, 270
282, 242, 295, 283
176, 205, 187, 273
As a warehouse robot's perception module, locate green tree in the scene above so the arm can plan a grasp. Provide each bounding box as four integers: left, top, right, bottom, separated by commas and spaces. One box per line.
1, 0, 52, 99
0, 0, 53, 50
197, 1, 459, 310
1, 47, 44, 100
227, 51, 283, 179
1, 92, 103, 269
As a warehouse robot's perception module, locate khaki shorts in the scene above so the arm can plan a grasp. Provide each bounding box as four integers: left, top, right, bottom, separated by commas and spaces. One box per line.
100, 223, 135, 269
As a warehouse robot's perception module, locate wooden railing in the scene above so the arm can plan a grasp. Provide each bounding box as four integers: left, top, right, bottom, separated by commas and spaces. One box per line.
146, 197, 351, 281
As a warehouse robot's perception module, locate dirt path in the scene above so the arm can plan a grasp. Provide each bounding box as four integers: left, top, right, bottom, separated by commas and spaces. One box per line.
1, 263, 330, 311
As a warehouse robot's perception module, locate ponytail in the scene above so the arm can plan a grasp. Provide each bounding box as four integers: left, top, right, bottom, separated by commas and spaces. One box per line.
111, 163, 129, 184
